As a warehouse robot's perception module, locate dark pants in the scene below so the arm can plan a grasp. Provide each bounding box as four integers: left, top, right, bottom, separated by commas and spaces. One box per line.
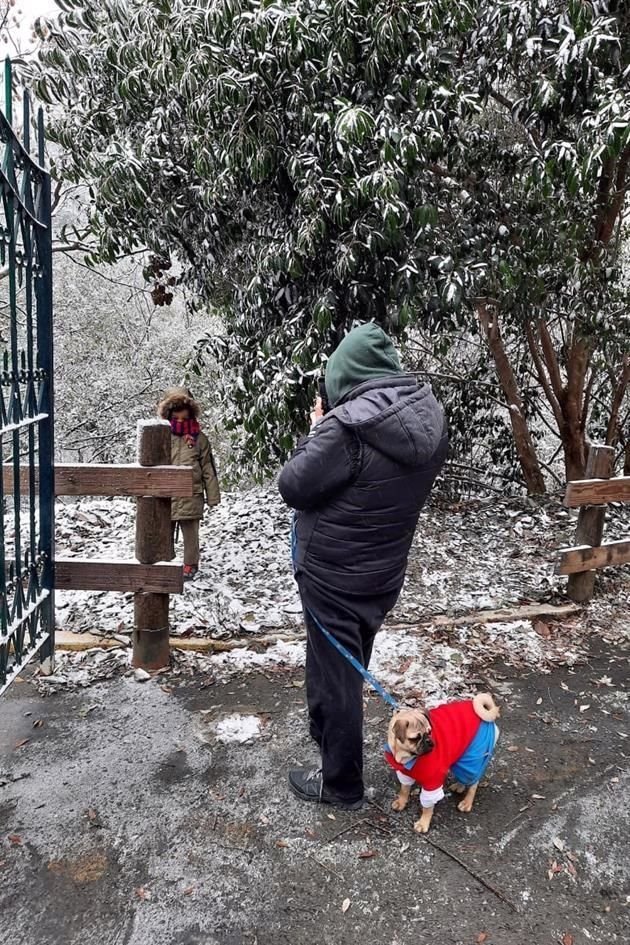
299, 579, 396, 804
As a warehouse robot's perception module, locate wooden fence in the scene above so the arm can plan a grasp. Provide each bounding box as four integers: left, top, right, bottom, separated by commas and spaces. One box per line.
557, 444, 630, 602
4, 420, 192, 670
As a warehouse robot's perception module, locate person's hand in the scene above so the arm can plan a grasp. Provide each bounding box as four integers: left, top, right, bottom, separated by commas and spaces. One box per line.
310, 396, 324, 428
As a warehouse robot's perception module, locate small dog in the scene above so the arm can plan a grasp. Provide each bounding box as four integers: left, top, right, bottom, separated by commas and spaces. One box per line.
385, 693, 500, 833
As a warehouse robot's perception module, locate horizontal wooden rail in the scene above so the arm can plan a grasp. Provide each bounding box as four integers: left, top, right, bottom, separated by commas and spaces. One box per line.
564, 476, 630, 508
3, 463, 193, 498
556, 539, 630, 575
56, 558, 183, 594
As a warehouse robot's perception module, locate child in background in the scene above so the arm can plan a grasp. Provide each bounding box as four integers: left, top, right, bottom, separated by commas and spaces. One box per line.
158, 387, 220, 580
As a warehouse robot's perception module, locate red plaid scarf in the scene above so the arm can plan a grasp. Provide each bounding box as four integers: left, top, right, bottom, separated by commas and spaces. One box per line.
170, 418, 200, 448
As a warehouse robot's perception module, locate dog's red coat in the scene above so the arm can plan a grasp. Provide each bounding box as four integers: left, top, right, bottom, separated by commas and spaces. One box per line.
385, 699, 481, 790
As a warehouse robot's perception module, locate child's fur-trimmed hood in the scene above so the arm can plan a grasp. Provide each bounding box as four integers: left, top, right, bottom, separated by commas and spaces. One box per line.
158, 387, 201, 420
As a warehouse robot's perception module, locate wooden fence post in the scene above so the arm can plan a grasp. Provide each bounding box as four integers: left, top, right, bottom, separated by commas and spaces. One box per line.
132, 420, 172, 670
566, 444, 615, 603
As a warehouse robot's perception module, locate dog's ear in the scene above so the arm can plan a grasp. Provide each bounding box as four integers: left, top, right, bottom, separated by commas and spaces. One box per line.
392, 717, 409, 744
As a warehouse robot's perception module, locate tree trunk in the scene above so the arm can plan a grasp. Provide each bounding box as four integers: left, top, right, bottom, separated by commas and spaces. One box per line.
558, 337, 591, 482
605, 354, 630, 447
477, 302, 546, 494
526, 320, 591, 483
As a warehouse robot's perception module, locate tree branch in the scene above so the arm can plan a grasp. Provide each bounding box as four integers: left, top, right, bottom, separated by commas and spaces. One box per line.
605, 354, 630, 446
525, 321, 564, 427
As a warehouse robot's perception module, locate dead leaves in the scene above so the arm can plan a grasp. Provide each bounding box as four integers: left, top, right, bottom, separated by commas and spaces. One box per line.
14, 738, 30, 750
85, 808, 103, 829
135, 886, 152, 901
476, 934, 488, 944
533, 620, 551, 638
357, 850, 377, 860
561, 934, 574, 945
547, 843, 578, 882
341, 897, 351, 914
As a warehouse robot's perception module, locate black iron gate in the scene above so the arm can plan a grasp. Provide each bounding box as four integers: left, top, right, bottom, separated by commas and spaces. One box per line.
0, 59, 54, 694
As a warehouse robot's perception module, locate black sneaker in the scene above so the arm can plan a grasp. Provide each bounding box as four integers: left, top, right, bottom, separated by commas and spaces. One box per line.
288, 767, 363, 810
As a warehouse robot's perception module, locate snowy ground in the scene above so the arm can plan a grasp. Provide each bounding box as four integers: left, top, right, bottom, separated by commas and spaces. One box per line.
47, 487, 630, 702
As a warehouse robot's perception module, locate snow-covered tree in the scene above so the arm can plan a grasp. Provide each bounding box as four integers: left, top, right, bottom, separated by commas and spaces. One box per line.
29, 0, 630, 486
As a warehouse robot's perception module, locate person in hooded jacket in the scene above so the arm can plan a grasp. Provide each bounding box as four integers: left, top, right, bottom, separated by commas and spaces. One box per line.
158, 387, 220, 581
278, 323, 447, 809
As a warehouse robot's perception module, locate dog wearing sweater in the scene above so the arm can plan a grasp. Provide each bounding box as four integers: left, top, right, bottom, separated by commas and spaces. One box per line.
385, 693, 500, 833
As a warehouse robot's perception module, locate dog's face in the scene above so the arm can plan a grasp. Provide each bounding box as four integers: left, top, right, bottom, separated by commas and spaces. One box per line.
387, 708, 434, 764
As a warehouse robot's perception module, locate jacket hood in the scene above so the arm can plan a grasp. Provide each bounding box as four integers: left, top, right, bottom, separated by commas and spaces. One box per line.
325, 323, 402, 407
158, 387, 201, 420
332, 376, 446, 467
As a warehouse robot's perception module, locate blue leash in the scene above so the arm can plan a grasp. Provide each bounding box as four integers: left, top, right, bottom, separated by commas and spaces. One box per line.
291, 513, 399, 711
306, 607, 400, 711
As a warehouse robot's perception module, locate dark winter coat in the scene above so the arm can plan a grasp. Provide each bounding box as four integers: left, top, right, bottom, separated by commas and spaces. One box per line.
278, 375, 447, 601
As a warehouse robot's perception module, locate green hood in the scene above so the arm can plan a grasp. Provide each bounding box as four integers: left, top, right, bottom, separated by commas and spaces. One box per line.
325, 323, 402, 406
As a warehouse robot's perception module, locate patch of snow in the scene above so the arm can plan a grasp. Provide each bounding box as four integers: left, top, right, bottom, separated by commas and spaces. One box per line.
210, 640, 305, 672
213, 714, 262, 744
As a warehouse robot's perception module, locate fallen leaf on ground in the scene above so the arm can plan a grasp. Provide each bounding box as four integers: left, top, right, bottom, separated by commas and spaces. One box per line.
275, 839, 288, 848
32, 719, 44, 729
579, 704, 590, 712
14, 739, 30, 750
561, 934, 574, 945
552, 837, 564, 852
304, 828, 316, 840
7, 835, 22, 846
135, 886, 152, 901
183, 886, 194, 896
341, 898, 351, 913
506, 745, 518, 752
86, 808, 103, 828
533, 620, 550, 638
547, 860, 564, 879
476, 934, 488, 944
357, 850, 377, 859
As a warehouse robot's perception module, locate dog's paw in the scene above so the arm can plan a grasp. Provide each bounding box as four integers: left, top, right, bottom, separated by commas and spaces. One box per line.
449, 782, 467, 795
391, 796, 407, 812
457, 797, 474, 813
413, 817, 430, 834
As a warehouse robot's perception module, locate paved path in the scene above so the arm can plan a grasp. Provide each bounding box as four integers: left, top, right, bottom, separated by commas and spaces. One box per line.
0, 641, 628, 945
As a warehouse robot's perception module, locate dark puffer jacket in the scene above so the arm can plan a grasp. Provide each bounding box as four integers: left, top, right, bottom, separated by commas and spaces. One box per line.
278, 375, 447, 601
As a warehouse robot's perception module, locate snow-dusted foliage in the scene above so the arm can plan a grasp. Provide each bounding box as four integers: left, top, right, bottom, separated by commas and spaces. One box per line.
27, 1, 630, 483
